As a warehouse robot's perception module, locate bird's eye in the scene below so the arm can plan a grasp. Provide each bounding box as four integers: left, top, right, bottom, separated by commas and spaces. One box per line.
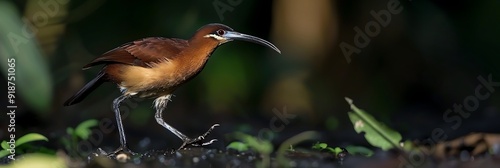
216, 29, 225, 36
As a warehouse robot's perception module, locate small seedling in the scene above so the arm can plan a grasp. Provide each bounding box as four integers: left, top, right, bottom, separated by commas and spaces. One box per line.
312, 142, 374, 157
61, 119, 98, 157
227, 132, 273, 168
68, 119, 99, 140
312, 142, 344, 155
227, 131, 319, 168
0, 133, 49, 158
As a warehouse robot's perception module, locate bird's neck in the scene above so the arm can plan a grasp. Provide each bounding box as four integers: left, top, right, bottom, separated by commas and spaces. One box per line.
175, 39, 219, 79
185, 37, 219, 63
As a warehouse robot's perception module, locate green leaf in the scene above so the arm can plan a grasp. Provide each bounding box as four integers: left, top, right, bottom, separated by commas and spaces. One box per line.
226, 141, 249, 152
1, 141, 8, 150
0, 1, 53, 114
16, 133, 48, 147
326, 147, 344, 155
312, 142, 328, 150
312, 142, 345, 155
345, 97, 402, 151
0, 149, 11, 158
345, 145, 374, 157
75, 119, 98, 140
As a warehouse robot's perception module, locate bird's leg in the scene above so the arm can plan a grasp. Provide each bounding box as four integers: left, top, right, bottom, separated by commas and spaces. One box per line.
154, 95, 219, 150
104, 95, 137, 156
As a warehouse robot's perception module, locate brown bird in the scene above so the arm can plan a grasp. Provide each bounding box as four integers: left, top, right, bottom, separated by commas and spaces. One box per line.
64, 23, 280, 155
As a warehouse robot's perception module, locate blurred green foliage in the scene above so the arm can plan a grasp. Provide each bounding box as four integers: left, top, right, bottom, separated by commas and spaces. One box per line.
226, 141, 249, 152
61, 119, 98, 157
0, 1, 53, 113
0, 153, 66, 168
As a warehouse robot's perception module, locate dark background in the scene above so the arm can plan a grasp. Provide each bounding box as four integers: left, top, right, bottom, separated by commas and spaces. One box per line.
1, 0, 499, 152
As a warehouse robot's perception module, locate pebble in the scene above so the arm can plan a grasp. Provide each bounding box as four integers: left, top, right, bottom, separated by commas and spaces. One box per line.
116, 153, 130, 163
193, 157, 200, 163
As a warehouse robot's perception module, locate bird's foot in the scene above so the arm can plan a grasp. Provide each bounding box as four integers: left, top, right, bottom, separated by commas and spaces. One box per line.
177, 124, 220, 150
96, 146, 137, 161
110, 146, 137, 156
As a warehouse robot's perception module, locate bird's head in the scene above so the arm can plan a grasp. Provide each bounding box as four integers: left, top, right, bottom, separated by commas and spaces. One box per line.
192, 23, 281, 53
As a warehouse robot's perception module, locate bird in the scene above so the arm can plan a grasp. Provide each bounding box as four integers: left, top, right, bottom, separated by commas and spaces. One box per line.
64, 23, 281, 156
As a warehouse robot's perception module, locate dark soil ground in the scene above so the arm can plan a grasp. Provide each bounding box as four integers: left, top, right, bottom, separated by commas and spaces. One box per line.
83, 147, 500, 168
2, 121, 500, 167
2, 146, 500, 167
86, 147, 340, 168
2, 124, 500, 167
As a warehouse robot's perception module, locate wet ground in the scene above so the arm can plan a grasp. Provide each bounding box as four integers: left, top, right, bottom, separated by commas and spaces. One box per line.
82, 147, 500, 168
86, 147, 340, 168
2, 146, 500, 167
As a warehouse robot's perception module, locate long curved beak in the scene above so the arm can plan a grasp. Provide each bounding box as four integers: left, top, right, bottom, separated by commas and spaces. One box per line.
223, 31, 281, 54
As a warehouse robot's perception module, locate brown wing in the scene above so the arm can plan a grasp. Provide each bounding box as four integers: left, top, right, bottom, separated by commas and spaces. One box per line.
82, 37, 189, 69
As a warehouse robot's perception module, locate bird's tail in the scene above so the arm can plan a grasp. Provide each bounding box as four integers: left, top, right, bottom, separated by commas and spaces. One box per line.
63, 70, 106, 106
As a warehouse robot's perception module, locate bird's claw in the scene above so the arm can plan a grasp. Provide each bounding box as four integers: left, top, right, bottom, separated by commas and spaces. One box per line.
191, 139, 218, 147
177, 124, 220, 150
